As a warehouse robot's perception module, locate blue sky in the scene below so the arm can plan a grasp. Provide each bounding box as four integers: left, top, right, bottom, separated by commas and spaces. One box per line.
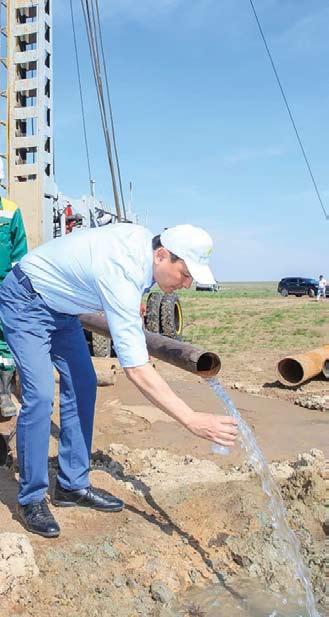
53, 1, 329, 281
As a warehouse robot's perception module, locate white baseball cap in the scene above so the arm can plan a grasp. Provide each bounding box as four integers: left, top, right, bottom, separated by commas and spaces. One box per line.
160, 225, 216, 285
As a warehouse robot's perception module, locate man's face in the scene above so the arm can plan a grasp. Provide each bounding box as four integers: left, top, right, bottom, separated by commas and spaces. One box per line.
153, 248, 193, 293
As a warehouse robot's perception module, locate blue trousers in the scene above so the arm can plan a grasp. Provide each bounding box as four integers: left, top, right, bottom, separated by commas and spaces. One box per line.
0, 267, 97, 505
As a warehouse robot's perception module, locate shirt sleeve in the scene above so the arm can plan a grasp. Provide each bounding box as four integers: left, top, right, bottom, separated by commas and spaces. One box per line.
10, 208, 28, 265
94, 261, 149, 368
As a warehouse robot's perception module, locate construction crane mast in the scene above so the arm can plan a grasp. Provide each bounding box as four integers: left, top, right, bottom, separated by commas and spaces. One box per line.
0, 0, 56, 248
0, 0, 184, 369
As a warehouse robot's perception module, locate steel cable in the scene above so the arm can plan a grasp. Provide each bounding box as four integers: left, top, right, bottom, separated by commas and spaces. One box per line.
95, 0, 127, 218
69, 0, 93, 195
80, 0, 122, 221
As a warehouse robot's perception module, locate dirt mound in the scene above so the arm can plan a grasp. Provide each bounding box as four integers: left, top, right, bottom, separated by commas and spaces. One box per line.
0, 532, 39, 596
0, 367, 327, 617
0, 447, 326, 616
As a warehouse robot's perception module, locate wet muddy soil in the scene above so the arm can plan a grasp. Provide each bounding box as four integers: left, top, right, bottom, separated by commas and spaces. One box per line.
0, 359, 327, 616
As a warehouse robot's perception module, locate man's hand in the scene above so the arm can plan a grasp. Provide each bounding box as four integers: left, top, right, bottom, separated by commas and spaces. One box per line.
185, 413, 238, 447
125, 363, 239, 447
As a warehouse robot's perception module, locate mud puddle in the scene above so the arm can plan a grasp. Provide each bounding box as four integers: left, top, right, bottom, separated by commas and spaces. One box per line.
166, 577, 314, 616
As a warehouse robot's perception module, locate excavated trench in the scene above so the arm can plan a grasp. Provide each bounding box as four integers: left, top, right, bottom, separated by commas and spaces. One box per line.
96, 445, 328, 617
0, 444, 327, 617
0, 367, 327, 616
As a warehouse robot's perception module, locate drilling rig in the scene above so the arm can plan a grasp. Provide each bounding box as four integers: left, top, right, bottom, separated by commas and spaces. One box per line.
0, 0, 183, 351
0, 0, 125, 245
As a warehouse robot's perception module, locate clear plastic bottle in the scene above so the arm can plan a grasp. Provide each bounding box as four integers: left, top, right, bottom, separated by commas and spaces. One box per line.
207, 378, 233, 456
212, 444, 230, 456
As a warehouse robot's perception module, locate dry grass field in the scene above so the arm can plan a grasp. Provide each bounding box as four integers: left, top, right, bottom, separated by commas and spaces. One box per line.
181, 282, 329, 354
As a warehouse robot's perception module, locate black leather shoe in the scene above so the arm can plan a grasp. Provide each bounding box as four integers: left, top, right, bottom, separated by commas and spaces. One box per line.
53, 482, 124, 512
17, 499, 60, 538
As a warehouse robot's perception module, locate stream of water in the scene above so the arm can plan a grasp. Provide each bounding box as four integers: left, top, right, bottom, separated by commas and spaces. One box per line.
204, 377, 321, 617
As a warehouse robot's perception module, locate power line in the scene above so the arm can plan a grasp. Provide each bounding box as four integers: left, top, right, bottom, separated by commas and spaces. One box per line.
248, 0, 329, 220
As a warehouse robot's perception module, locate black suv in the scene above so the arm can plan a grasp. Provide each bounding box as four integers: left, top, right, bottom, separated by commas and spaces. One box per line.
277, 277, 321, 298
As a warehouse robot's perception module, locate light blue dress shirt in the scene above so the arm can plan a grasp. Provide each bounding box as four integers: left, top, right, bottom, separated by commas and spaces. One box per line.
20, 224, 154, 367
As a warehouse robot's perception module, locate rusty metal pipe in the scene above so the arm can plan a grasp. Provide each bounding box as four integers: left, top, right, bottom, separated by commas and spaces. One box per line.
80, 313, 221, 377
144, 331, 221, 376
278, 344, 329, 385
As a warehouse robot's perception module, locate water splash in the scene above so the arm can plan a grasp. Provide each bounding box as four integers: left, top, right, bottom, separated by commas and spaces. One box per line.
207, 377, 321, 617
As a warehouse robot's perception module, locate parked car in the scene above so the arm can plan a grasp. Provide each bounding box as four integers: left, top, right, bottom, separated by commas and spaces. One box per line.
195, 282, 219, 292
277, 277, 327, 298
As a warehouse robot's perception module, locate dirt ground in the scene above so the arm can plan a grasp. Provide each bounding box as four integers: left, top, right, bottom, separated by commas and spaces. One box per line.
0, 356, 328, 616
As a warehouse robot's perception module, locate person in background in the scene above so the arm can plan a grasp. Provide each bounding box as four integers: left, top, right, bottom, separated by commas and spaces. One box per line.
0, 195, 27, 417
316, 274, 327, 301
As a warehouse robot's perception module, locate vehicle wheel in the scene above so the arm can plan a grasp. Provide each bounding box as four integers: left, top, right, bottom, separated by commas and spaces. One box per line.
308, 288, 315, 298
280, 288, 288, 297
91, 333, 111, 357
160, 293, 183, 339
145, 292, 163, 333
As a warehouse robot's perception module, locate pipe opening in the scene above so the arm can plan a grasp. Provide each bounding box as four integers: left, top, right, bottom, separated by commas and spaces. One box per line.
0, 434, 9, 467
278, 358, 304, 384
322, 359, 329, 379
196, 352, 221, 375
173, 302, 183, 336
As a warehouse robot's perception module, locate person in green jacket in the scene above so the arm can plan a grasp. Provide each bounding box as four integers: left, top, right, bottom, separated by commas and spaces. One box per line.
0, 196, 27, 417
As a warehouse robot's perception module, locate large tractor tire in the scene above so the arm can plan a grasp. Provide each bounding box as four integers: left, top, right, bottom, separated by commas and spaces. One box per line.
160, 293, 183, 340
145, 292, 163, 333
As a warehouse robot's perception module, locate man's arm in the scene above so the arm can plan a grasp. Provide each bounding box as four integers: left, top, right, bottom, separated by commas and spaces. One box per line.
125, 363, 238, 447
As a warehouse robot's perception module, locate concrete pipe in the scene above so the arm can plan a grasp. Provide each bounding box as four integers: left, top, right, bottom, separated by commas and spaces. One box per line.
80, 313, 221, 378
277, 344, 329, 386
